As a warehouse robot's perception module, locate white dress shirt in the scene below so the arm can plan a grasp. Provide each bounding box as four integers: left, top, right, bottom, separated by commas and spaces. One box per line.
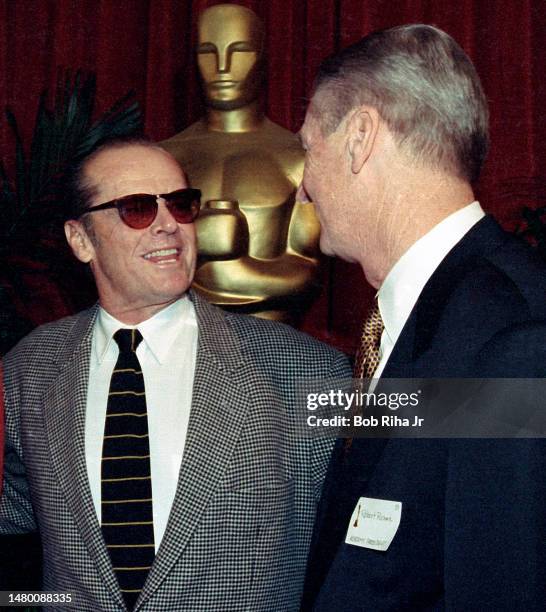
85, 296, 198, 551
374, 201, 485, 379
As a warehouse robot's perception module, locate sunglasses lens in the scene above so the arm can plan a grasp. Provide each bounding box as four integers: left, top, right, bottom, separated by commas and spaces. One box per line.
168, 190, 201, 224
119, 196, 157, 229
113, 190, 200, 228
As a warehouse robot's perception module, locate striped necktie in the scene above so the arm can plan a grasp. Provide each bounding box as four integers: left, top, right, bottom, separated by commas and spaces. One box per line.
101, 328, 154, 611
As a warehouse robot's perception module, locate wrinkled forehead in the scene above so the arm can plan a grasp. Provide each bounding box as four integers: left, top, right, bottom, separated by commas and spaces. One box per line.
84, 146, 187, 202
302, 95, 328, 136
309, 84, 339, 118
305, 85, 348, 137
198, 6, 263, 50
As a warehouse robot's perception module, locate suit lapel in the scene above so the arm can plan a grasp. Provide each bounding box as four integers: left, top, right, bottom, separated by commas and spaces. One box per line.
383, 216, 508, 377
42, 306, 125, 607
140, 293, 251, 603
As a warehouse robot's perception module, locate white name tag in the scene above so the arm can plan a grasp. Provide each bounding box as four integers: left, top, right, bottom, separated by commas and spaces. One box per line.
345, 496, 402, 551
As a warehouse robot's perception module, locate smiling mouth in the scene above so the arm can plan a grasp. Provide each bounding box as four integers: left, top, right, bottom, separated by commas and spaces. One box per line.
143, 247, 181, 264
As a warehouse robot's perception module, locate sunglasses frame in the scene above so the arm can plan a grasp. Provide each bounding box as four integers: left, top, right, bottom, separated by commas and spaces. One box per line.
80, 188, 201, 228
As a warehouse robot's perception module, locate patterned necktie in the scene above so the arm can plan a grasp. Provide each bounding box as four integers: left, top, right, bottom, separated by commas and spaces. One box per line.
101, 328, 154, 611
345, 301, 385, 454
353, 300, 384, 379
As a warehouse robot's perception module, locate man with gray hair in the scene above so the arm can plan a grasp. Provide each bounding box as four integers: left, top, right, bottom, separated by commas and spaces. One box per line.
298, 24, 546, 610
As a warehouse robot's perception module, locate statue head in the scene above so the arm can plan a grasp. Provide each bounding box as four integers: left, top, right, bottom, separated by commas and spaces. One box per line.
197, 4, 265, 110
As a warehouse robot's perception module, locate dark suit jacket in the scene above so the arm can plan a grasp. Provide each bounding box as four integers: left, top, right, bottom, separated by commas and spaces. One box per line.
303, 216, 546, 611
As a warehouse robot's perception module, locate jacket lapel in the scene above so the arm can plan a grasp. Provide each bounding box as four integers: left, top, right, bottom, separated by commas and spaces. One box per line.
42, 306, 125, 607
139, 293, 251, 604
383, 216, 508, 377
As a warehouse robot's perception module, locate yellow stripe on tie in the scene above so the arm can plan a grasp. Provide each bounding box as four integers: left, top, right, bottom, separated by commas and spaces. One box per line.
104, 433, 149, 439
102, 454, 150, 461
121, 589, 142, 593
102, 476, 151, 483
109, 390, 146, 397
102, 498, 153, 504
113, 368, 142, 374
106, 412, 148, 418
108, 544, 155, 548
114, 566, 152, 571
102, 521, 153, 526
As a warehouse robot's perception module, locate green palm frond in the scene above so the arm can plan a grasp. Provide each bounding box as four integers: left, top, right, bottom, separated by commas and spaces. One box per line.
1, 68, 142, 242
0, 68, 143, 354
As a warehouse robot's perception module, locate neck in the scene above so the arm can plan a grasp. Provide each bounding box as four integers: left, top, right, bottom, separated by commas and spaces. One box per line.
206, 100, 264, 132
360, 172, 475, 289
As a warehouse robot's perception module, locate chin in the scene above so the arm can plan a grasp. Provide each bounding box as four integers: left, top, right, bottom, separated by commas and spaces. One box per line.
207, 93, 256, 111
161, 277, 192, 299
319, 235, 335, 257
208, 99, 243, 111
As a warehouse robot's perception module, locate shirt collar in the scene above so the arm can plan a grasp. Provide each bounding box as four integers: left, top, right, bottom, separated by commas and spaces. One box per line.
378, 201, 485, 348
93, 295, 196, 365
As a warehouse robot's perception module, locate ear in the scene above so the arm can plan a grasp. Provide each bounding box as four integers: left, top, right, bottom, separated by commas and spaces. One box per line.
64, 220, 95, 263
346, 107, 380, 174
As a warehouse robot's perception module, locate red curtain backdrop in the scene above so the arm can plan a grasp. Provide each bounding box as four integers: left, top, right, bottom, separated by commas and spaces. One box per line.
1, 0, 545, 349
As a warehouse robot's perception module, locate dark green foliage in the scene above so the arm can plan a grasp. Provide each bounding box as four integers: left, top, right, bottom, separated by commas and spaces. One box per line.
0, 69, 142, 355
1, 70, 141, 242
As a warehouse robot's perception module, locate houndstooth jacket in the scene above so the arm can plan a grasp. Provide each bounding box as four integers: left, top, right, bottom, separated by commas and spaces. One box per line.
0, 291, 350, 611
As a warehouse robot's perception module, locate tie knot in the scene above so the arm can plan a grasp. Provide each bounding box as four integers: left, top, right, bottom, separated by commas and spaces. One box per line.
113, 328, 143, 354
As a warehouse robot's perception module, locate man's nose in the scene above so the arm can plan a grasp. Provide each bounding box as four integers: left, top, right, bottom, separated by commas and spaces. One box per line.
151, 199, 177, 233
296, 183, 311, 203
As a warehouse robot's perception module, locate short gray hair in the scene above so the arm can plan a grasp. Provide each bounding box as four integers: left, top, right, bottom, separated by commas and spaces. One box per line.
313, 24, 489, 183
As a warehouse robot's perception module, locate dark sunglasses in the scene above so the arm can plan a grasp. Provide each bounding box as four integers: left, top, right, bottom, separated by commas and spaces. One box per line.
80, 188, 201, 229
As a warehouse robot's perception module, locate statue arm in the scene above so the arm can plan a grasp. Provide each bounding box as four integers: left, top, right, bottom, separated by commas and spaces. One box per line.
193, 192, 322, 305
194, 204, 321, 304
196, 202, 249, 259
286, 200, 321, 259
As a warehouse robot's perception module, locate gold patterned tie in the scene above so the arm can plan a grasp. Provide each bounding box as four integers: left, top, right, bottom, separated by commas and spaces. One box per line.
345, 301, 385, 454
353, 300, 384, 379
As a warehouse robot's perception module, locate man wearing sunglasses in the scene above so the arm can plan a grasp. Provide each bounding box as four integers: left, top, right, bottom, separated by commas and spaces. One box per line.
0, 138, 350, 611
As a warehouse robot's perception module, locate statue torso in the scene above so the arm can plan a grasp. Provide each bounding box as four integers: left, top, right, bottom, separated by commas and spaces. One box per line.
163, 118, 303, 259
161, 117, 319, 319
